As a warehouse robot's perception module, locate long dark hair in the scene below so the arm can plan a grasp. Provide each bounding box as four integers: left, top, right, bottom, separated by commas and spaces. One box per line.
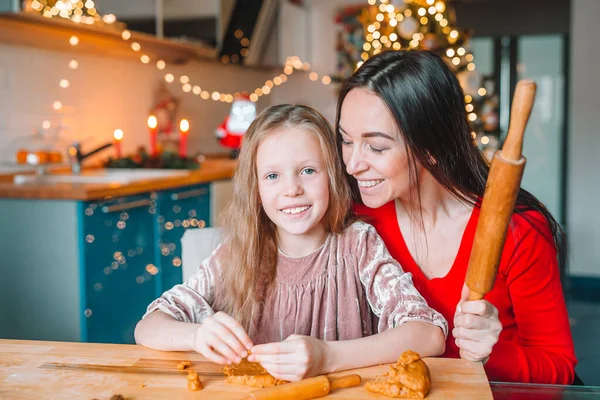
335, 50, 565, 270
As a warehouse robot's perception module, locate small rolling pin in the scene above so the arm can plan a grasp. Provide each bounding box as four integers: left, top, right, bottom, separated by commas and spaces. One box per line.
465, 80, 537, 301
241, 374, 362, 400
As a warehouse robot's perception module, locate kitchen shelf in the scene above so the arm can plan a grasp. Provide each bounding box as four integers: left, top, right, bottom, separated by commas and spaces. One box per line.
0, 12, 217, 64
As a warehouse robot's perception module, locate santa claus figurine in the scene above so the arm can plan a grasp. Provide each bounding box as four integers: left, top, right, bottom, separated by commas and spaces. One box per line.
215, 92, 257, 158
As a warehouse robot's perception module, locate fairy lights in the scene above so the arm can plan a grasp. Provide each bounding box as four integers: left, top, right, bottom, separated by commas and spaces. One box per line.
364, 0, 477, 74
29, 0, 335, 122
361, 0, 495, 142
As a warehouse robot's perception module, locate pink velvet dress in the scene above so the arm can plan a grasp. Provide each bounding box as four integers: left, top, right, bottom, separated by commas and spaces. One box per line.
144, 221, 447, 344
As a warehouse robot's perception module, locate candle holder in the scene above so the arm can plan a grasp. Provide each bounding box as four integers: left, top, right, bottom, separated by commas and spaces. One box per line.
104, 146, 201, 170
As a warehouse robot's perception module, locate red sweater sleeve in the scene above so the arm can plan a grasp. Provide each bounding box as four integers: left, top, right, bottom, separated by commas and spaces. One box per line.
484, 214, 577, 384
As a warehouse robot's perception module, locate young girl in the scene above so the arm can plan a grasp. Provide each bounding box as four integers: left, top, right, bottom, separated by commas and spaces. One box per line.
135, 104, 447, 382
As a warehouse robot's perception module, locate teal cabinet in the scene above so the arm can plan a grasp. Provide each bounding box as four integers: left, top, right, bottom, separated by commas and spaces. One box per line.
80, 185, 212, 344
81, 194, 158, 344
0, 181, 225, 344
157, 184, 211, 292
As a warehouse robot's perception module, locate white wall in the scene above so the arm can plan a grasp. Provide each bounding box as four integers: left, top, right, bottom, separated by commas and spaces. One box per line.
271, 0, 356, 122
518, 35, 565, 221
567, 0, 600, 277
0, 44, 274, 164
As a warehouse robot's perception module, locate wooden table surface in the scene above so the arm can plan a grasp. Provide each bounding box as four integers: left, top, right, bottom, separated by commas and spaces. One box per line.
0, 159, 236, 200
0, 339, 493, 399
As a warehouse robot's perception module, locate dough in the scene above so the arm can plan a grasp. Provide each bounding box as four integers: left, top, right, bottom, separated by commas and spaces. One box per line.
223, 358, 289, 388
225, 373, 288, 388
187, 370, 203, 391
177, 361, 192, 370
223, 358, 267, 376
365, 350, 431, 399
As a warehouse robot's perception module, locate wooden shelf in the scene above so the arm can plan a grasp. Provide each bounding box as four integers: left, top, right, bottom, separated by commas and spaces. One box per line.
0, 12, 217, 64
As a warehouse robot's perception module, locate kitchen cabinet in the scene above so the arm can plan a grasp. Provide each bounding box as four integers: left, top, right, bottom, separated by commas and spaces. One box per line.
0, 181, 226, 344
82, 193, 158, 344
81, 185, 212, 343
157, 184, 211, 292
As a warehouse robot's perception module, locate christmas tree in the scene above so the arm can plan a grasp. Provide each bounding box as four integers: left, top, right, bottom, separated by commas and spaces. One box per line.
335, 0, 500, 152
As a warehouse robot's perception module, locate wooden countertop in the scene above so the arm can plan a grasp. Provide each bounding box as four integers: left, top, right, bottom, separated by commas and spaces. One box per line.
0, 339, 493, 399
0, 159, 236, 201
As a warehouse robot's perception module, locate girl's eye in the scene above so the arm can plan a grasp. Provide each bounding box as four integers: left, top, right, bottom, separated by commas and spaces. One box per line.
266, 173, 278, 180
341, 139, 352, 146
301, 168, 316, 175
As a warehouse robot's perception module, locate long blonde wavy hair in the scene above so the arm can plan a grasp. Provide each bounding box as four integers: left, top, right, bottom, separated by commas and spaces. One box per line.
214, 104, 352, 331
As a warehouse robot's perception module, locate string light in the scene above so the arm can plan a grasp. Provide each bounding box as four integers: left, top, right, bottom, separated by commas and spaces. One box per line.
29, 1, 335, 117
51, 29, 82, 113
362, 0, 485, 133
26, 0, 109, 25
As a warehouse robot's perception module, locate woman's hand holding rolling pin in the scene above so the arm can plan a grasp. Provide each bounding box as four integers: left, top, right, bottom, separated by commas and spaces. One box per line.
248, 334, 329, 382
453, 284, 503, 364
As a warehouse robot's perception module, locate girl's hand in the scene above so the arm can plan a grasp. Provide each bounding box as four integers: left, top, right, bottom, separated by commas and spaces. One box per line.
191, 311, 253, 365
248, 334, 329, 381
453, 283, 502, 364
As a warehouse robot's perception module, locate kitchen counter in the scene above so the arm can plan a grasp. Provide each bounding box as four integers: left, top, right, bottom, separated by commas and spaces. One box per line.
2, 339, 596, 399
0, 159, 236, 201
0, 339, 493, 399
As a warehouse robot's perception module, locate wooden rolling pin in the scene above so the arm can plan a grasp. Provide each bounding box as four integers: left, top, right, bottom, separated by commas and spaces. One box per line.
465, 80, 537, 301
241, 374, 361, 400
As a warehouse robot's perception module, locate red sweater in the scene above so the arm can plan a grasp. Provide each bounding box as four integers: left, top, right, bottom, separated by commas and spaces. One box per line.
356, 201, 577, 384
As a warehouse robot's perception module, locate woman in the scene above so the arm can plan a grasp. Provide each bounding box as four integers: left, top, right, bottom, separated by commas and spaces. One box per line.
335, 50, 577, 384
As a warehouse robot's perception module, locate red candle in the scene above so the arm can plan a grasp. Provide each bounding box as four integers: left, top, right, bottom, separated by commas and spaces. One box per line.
179, 119, 190, 158
113, 129, 123, 159
148, 115, 158, 157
